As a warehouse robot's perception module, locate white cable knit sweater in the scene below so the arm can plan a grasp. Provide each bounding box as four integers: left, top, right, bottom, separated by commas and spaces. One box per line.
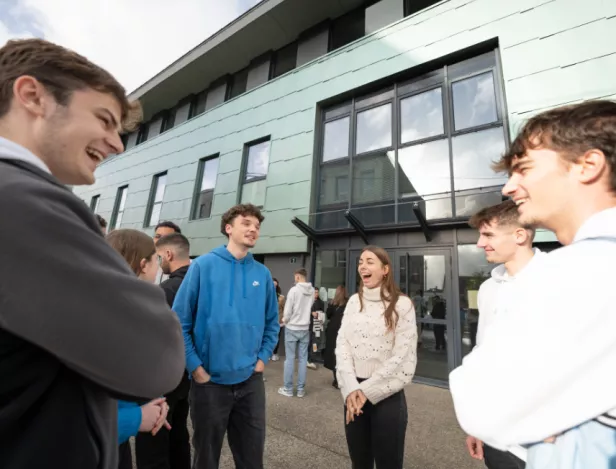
335, 286, 418, 404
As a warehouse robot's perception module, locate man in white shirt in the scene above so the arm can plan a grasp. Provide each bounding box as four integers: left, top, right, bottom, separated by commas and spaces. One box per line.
465, 200, 544, 469
450, 100, 616, 466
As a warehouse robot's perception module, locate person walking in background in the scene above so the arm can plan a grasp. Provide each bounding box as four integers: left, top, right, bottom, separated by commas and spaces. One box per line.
324, 285, 348, 389
278, 268, 314, 398
308, 287, 325, 369
0, 38, 184, 469
449, 100, 616, 468
336, 246, 417, 469
271, 278, 286, 362
173, 203, 279, 469
462, 200, 544, 469
135, 233, 193, 469
106, 229, 172, 469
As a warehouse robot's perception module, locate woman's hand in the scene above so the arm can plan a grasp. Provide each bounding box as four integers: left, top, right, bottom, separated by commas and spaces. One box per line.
345, 390, 367, 424
139, 398, 165, 432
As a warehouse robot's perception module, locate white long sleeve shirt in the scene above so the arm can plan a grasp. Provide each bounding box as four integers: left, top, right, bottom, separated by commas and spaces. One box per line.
450, 208, 616, 450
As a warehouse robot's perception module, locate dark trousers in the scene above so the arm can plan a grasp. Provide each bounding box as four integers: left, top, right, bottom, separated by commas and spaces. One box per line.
483, 445, 525, 469
273, 328, 283, 355
118, 442, 133, 469
344, 390, 408, 469
190, 372, 266, 469
434, 325, 446, 349
135, 379, 191, 469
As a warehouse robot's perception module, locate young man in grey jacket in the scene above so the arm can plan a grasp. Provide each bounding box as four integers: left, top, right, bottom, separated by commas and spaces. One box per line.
0, 39, 185, 469
278, 268, 314, 398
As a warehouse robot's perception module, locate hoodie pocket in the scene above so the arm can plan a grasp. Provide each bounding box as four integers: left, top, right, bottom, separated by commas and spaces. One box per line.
207, 322, 261, 374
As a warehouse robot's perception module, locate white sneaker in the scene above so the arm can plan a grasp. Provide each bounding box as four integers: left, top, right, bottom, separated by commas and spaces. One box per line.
307, 362, 317, 370
271, 354, 279, 362
297, 389, 306, 398
278, 387, 293, 397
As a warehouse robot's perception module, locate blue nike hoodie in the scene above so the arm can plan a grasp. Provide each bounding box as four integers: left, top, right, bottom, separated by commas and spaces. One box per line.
172, 245, 280, 385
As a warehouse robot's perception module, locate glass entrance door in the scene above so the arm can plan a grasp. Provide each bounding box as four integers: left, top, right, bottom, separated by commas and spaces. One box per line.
396, 249, 453, 383
347, 248, 455, 384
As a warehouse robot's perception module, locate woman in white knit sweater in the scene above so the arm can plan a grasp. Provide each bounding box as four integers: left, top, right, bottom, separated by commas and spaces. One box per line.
335, 245, 417, 469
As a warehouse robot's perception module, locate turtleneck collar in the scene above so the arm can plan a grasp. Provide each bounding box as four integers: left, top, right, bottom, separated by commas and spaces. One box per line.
361, 286, 383, 302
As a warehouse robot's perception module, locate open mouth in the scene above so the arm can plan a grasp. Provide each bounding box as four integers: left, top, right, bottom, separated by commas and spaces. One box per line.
361, 273, 372, 282
514, 198, 528, 206
86, 147, 105, 165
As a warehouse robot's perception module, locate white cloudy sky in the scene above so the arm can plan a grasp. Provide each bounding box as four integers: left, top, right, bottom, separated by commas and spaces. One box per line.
0, 0, 262, 92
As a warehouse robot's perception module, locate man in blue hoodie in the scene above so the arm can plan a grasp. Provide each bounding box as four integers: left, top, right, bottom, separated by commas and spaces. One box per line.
173, 203, 279, 469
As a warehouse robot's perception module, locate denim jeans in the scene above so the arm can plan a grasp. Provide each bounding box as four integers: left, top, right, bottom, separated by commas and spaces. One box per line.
283, 329, 310, 392
189, 372, 265, 469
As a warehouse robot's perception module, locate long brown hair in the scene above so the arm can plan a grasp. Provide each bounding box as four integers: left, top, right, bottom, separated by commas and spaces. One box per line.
106, 229, 155, 275
358, 245, 404, 331
332, 285, 348, 306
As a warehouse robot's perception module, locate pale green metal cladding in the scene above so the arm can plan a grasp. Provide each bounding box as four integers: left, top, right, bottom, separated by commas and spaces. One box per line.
75, 0, 616, 255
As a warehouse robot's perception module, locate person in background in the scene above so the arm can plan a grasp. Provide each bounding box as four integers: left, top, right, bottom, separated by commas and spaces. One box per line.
324, 285, 348, 389
271, 278, 285, 362
97, 214, 108, 235
463, 200, 543, 469
449, 100, 616, 468
308, 287, 325, 369
135, 233, 193, 469
153, 221, 182, 284
0, 38, 184, 469
336, 245, 417, 469
278, 268, 314, 398
106, 229, 172, 469
173, 203, 279, 469
431, 295, 446, 351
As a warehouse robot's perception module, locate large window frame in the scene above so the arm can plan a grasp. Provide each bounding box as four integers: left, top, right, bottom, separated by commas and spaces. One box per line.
110, 185, 128, 230
90, 195, 100, 213
144, 172, 168, 228
315, 49, 508, 230
191, 154, 220, 220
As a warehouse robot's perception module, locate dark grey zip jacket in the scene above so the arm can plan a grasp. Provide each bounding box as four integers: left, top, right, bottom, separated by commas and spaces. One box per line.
0, 157, 185, 469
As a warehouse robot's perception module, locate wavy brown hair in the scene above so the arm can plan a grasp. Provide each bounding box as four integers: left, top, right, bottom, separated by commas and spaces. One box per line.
106, 229, 155, 275
331, 285, 348, 306
358, 245, 404, 331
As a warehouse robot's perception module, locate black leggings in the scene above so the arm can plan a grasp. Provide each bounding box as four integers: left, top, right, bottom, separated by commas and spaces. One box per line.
344, 390, 407, 469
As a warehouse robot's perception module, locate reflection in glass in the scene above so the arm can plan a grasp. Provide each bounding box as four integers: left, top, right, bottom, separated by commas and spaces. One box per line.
400, 88, 444, 143
397, 140, 452, 220
154, 174, 167, 202
315, 250, 347, 301
356, 103, 392, 154
353, 151, 395, 205
452, 72, 498, 130
319, 163, 350, 206
457, 244, 491, 357
246, 140, 270, 181
452, 127, 507, 191
323, 117, 350, 162
200, 158, 219, 191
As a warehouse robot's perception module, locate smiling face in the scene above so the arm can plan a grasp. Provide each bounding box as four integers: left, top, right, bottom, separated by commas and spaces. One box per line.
502, 147, 574, 231
476, 220, 528, 264
358, 249, 389, 289
226, 214, 260, 249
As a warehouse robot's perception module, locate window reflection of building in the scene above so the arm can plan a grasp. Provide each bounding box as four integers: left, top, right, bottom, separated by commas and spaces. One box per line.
315, 50, 507, 231
314, 250, 347, 303
457, 244, 492, 356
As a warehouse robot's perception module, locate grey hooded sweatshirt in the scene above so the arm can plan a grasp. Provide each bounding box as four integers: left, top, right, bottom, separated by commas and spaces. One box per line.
283, 282, 315, 331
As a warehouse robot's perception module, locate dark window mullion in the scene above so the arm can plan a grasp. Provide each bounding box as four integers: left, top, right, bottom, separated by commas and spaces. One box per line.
348, 97, 356, 211
443, 64, 457, 218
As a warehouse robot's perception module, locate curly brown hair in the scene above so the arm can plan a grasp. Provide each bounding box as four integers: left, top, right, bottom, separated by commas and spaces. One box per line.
220, 203, 265, 237
493, 100, 616, 192
0, 38, 142, 131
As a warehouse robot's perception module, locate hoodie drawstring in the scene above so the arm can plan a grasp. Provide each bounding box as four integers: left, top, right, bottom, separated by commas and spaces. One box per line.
242, 262, 246, 299
229, 261, 235, 306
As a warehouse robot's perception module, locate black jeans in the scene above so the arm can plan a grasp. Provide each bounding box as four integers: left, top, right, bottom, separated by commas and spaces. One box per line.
118, 442, 133, 469
273, 328, 283, 355
190, 372, 266, 469
344, 390, 408, 469
483, 445, 525, 469
434, 325, 446, 350
135, 373, 191, 469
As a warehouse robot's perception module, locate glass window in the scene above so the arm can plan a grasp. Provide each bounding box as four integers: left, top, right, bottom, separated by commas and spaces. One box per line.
314, 250, 347, 302
323, 117, 350, 162
319, 163, 349, 207
330, 8, 365, 51
398, 139, 452, 221
148, 174, 167, 227
229, 68, 248, 99
136, 124, 149, 145
452, 127, 507, 191
457, 244, 492, 357
356, 103, 392, 154
191, 90, 208, 118
452, 72, 498, 131
111, 186, 128, 230
400, 88, 444, 143
193, 157, 219, 220
90, 195, 100, 213
273, 42, 297, 78
353, 151, 395, 205
245, 140, 270, 182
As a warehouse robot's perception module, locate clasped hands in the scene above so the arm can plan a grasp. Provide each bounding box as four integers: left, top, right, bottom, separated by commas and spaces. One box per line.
345, 389, 367, 425
139, 398, 172, 436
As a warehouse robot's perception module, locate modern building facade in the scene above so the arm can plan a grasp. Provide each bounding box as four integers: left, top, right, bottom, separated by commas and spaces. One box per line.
76, 0, 616, 386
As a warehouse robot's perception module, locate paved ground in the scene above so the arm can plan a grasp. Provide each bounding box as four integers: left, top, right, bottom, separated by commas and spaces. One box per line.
132, 360, 483, 469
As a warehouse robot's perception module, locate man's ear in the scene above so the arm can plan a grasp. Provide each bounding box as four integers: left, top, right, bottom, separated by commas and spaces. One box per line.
13, 76, 50, 118
576, 149, 608, 186
513, 227, 530, 246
